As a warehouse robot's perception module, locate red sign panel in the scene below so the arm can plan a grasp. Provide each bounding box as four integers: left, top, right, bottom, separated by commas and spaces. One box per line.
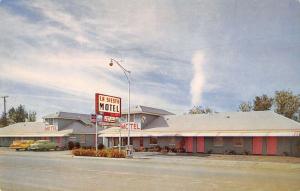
95, 93, 121, 117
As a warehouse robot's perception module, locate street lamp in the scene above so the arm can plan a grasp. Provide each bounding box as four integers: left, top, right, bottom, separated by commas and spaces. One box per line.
109, 58, 132, 157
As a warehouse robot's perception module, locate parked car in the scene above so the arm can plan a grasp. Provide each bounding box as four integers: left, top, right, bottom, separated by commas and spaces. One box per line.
10, 140, 35, 151
29, 140, 59, 151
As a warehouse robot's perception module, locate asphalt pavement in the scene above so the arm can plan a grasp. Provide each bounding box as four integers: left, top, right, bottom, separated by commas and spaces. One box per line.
0, 148, 300, 191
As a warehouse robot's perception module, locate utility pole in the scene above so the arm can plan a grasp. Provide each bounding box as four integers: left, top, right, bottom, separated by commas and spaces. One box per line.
1, 96, 9, 117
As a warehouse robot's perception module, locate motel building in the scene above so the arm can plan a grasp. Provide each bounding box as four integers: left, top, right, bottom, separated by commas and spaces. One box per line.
0, 112, 100, 148
100, 105, 300, 156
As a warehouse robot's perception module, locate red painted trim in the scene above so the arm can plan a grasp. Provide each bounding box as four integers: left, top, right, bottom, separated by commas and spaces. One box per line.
56, 137, 62, 145
140, 137, 143, 147
267, 137, 277, 155
197, 137, 205, 153
252, 137, 263, 155
185, 137, 193, 152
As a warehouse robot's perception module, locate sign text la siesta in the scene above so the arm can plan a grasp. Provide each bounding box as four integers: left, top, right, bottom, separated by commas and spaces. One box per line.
95, 93, 121, 117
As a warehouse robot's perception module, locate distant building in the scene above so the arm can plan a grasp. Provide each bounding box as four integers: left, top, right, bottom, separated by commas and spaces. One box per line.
0, 112, 100, 148
101, 106, 300, 156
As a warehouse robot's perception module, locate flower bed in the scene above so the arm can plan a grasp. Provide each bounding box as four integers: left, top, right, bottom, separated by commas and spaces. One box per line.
72, 148, 126, 158
134, 146, 186, 153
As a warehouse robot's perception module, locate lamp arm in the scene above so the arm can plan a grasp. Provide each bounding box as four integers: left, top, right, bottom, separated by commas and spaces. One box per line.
111, 58, 131, 74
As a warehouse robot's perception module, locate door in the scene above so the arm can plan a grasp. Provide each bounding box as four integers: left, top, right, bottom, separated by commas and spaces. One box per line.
197, 137, 205, 153
185, 137, 193, 152
267, 137, 277, 155
253, 137, 263, 155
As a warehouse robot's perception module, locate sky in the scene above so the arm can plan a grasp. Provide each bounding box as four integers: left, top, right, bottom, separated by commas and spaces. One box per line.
0, 0, 300, 120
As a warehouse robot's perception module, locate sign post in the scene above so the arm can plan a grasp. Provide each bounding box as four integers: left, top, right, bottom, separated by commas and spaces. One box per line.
95, 93, 122, 152
95, 116, 98, 152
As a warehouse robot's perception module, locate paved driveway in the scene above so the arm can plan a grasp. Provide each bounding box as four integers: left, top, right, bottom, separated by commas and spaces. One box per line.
0, 148, 300, 191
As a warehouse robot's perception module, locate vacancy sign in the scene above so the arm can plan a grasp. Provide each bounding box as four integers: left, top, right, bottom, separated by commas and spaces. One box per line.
95, 93, 121, 117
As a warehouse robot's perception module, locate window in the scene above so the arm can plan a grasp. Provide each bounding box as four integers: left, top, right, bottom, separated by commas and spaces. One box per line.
130, 115, 135, 122
113, 137, 119, 146
233, 137, 244, 147
47, 118, 54, 125
169, 137, 176, 147
213, 137, 224, 147
150, 137, 158, 145
122, 138, 133, 146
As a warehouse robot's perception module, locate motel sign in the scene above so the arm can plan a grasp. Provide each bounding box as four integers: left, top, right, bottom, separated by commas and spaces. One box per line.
95, 93, 121, 117
120, 122, 140, 130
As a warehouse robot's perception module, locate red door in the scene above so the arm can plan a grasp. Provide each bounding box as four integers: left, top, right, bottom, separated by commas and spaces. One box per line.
185, 137, 193, 152
197, 137, 205, 153
253, 137, 263, 155
267, 137, 277, 155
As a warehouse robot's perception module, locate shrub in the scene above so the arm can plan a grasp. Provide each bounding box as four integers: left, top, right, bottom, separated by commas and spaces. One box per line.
82, 146, 93, 150
72, 148, 95, 156
228, 150, 236, 155
108, 149, 126, 158
175, 148, 185, 153
162, 146, 170, 152
72, 148, 125, 158
161, 149, 168, 154
74, 142, 81, 149
134, 147, 145, 152
97, 143, 105, 150
96, 149, 108, 157
68, 141, 74, 150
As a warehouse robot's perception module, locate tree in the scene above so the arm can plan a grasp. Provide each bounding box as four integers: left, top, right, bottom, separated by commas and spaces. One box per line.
274, 90, 300, 119
0, 113, 9, 127
28, 111, 37, 122
8, 105, 28, 123
0, 105, 37, 127
238, 102, 252, 112
253, 95, 273, 111
188, 106, 214, 114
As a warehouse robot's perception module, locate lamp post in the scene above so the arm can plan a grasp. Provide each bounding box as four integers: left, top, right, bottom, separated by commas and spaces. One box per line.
95, 115, 102, 152
109, 58, 132, 157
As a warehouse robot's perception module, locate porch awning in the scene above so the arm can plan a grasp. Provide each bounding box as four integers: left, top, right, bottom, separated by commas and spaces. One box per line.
98, 129, 300, 137
0, 130, 73, 138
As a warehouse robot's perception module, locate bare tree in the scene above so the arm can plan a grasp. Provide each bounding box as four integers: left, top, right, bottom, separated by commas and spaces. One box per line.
275, 90, 300, 119
238, 102, 252, 112
253, 95, 273, 111
188, 106, 214, 114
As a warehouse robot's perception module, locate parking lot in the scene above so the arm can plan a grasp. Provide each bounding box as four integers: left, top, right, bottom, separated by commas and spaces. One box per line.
0, 148, 300, 191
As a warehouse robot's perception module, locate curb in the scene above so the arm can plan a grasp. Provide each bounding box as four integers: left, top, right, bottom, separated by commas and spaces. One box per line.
72, 155, 300, 170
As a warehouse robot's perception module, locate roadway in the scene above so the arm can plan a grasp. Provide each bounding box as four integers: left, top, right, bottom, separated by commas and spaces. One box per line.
0, 149, 300, 191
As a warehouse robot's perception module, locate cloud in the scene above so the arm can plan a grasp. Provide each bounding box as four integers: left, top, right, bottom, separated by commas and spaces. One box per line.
0, 0, 299, 118
190, 51, 206, 106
